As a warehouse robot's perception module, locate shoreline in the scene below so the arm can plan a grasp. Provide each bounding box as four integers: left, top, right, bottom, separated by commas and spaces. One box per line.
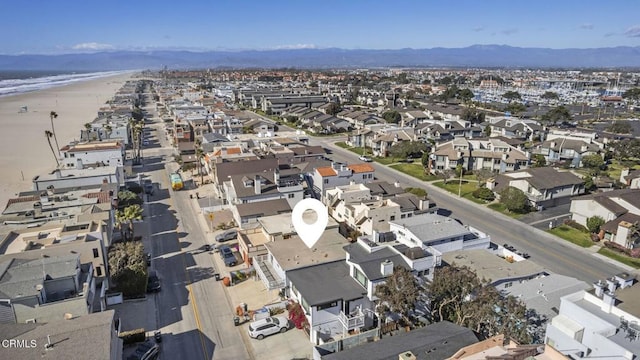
0, 72, 135, 209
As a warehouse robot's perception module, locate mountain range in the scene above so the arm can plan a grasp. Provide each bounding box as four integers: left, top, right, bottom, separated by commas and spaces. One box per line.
1, 45, 639, 71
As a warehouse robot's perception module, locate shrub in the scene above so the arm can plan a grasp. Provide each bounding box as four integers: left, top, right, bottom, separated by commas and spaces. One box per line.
119, 328, 146, 345
586, 216, 605, 234
563, 219, 589, 233
472, 187, 495, 201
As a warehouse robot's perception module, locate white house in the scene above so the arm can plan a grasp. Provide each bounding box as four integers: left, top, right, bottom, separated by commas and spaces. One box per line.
311, 163, 375, 199
545, 273, 640, 359
59, 140, 125, 170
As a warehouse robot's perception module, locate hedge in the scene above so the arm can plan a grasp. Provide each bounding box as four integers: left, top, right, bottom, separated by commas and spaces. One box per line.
119, 328, 146, 345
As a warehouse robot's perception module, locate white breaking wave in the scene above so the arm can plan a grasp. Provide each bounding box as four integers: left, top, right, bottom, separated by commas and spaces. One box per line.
0, 70, 131, 97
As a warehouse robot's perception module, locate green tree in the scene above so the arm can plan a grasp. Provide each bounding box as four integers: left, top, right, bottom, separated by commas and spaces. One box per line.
44, 130, 60, 167
541, 106, 572, 125
458, 88, 474, 104
472, 187, 495, 201
389, 141, 428, 159
581, 154, 604, 169
622, 87, 640, 100
502, 91, 522, 102
474, 169, 494, 187
108, 241, 147, 297
117, 204, 143, 240
325, 102, 342, 116
382, 110, 401, 124
504, 103, 527, 116
118, 190, 142, 209
609, 138, 640, 160
404, 187, 428, 197
374, 266, 421, 324
439, 169, 453, 184
461, 108, 485, 124
533, 154, 547, 167
541, 91, 559, 101
428, 265, 481, 324
49, 111, 61, 157
484, 124, 492, 137
499, 186, 529, 213
586, 216, 605, 234
607, 122, 633, 134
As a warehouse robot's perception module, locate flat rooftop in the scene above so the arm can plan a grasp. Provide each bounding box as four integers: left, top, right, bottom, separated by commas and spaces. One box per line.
264, 229, 347, 271
442, 249, 547, 284
259, 211, 338, 236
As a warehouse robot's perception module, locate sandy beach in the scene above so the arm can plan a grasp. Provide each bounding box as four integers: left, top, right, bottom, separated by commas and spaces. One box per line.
0, 72, 134, 209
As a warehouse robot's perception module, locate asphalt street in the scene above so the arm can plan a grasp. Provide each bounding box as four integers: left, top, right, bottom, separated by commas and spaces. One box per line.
307, 135, 633, 285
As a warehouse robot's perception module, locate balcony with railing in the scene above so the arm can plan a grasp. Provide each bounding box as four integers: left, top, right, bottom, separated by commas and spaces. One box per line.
339, 307, 365, 332
254, 254, 285, 291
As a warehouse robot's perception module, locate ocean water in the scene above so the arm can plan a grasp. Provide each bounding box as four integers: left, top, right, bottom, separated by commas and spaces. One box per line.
0, 70, 130, 97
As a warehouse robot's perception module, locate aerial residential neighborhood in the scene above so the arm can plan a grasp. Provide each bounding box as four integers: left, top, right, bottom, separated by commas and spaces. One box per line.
1, 65, 640, 360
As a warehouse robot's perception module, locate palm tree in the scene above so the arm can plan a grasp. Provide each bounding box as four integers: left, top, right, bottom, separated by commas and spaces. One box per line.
117, 204, 143, 241
49, 111, 60, 157
44, 130, 59, 167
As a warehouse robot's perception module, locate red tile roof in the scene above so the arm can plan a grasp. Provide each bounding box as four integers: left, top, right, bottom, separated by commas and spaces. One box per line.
316, 167, 338, 177
347, 163, 375, 173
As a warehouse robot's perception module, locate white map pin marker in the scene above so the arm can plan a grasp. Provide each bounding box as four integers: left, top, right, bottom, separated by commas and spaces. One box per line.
291, 198, 329, 249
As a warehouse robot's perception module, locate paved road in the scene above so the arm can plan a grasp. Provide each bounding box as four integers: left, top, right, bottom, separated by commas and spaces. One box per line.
141, 94, 251, 360
307, 136, 633, 285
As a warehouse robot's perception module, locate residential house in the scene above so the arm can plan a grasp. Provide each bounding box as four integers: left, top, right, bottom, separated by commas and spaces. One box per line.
311, 163, 375, 199
446, 334, 547, 360
545, 274, 640, 359
389, 213, 491, 262
0, 310, 122, 360
223, 169, 304, 208
325, 183, 430, 235
318, 321, 479, 360
32, 167, 122, 192
537, 138, 602, 167
232, 198, 291, 229
212, 158, 279, 197
570, 189, 640, 249
442, 249, 549, 291
486, 116, 545, 141
347, 129, 374, 149
490, 167, 585, 209
0, 252, 97, 324
620, 168, 640, 189
371, 129, 416, 157
430, 138, 530, 174
262, 96, 327, 115
401, 110, 430, 127
59, 140, 125, 172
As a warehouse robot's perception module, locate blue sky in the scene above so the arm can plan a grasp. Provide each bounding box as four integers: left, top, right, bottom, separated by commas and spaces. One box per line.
2, 0, 639, 54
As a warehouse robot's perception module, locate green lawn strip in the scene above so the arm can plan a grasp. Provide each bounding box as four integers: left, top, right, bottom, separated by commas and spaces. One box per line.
389, 164, 438, 181
487, 203, 523, 219
432, 180, 487, 204
547, 225, 593, 248
597, 247, 640, 269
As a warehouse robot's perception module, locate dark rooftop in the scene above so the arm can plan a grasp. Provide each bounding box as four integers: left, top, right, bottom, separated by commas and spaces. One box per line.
287, 261, 366, 306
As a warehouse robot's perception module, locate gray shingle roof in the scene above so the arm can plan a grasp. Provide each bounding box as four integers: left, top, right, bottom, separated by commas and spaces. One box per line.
287, 261, 366, 306
321, 321, 478, 360
343, 242, 411, 281
0, 254, 79, 299
235, 198, 291, 217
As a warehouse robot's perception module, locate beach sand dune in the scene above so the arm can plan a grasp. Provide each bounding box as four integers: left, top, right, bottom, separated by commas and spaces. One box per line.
0, 73, 133, 209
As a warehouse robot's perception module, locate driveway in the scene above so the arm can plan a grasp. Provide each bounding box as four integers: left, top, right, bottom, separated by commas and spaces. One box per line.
517, 203, 572, 230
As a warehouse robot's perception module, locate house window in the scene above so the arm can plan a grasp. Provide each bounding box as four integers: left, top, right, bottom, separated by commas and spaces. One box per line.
504, 282, 512, 288
390, 216, 395, 221
93, 248, 99, 258
96, 267, 102, 277
317, 301, 338, 310
401, 214, 406, 219
407, 213, 412, 218
288, 193, 295, 199
323, 179, 329, 184
354, 268, 368, 289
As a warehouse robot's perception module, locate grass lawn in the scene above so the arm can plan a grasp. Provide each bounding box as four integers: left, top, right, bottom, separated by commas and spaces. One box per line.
375, 157, 401, 165
389, 164, 438, 181
432, 180, 487, 204
547, 225, 593, 248
597, 247, 640, 269
487, 203, 524, 219
607, 160, 640, 180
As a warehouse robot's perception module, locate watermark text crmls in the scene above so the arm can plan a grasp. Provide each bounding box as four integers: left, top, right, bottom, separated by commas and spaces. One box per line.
2, 339, 37, 348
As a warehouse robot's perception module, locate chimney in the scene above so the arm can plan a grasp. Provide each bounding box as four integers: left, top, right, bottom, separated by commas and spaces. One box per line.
399, 351, 417, 360
381, 259, 393, 277
581, 145, 588, 153
486, 178, 496, 190
76, 158, 83, 169
394, 181, 400, 188
550, 141, 556, 148
606, 277, 617, 293
601, 291, 616, 313
594, 280, 605, 297
419, 197, 429, 211
620, 168, 630, 184
273, 169, 280, 184
254, 175, 261, 195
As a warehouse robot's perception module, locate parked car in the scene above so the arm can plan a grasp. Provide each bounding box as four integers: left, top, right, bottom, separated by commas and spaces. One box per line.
147, 270, 161, 293
219, 245, 237, 267
215, 229, 238, 243
358, 155, 372, 162
247, 316, 289, 340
